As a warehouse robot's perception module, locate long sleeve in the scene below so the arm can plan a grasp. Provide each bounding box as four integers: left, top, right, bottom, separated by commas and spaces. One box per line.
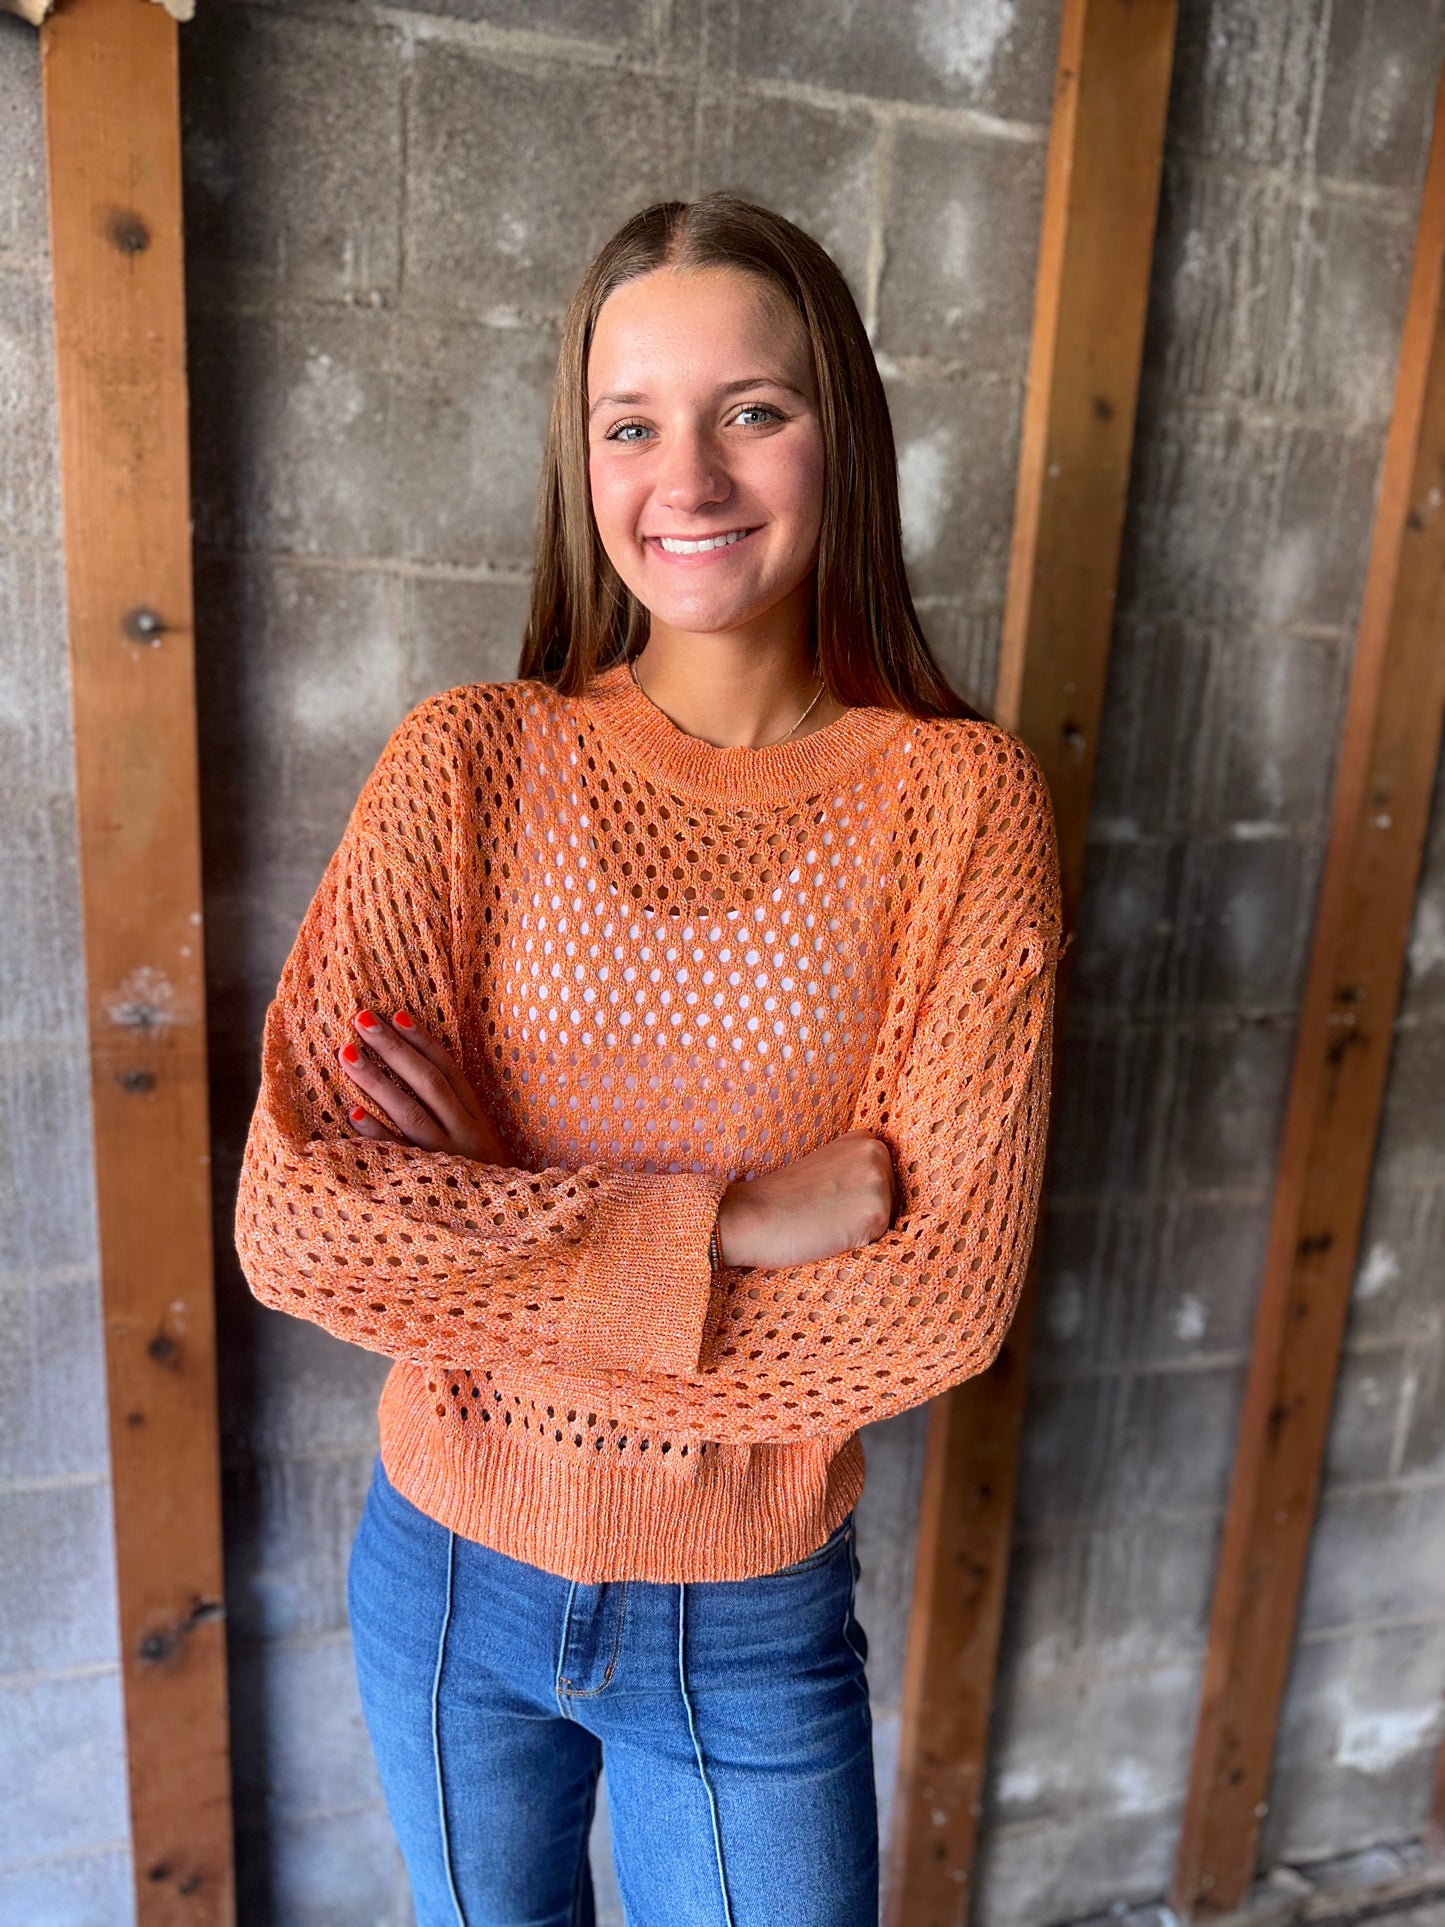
483, 727, 1063, 1443
233, 694, 729, 1379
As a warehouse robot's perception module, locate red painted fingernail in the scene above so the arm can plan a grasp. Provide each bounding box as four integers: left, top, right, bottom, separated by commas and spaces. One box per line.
393, 1010, 414, 1029
356, 1009, 379, 1029
340, 1042, 360, 1064
350, 1107, 367, 1123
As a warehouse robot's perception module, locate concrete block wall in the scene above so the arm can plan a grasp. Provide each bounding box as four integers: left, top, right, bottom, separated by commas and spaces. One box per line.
983, 5, 1445, 1921
0, 19, 135, 1923
2, 0, 1443, 1920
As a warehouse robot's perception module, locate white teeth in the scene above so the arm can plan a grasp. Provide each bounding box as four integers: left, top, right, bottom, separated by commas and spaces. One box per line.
657, 529, 752, 554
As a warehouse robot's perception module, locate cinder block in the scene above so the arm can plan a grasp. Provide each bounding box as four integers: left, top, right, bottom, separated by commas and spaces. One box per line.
1401, 1337, 1445, 1479
0, 23, 47, 260
0, 539, 73, 799
225, 1448, 379, 1646
994, 1530, 1094, 1687
1297, 1483, 1441, 1636
230, 1631, 382, 1827
0, 1482, 119, 1676
1343, 1176, 1441, 1345
0, 1273, 109, 1483
1176, 834, 1310, 1010
236, 1803, 409, 1927
0, 792, 88, 1048
180, 7, 402, 305
1158, 1017, 1294, 1193
1322, 1345, 1412, 1487
983, 1670, 1092, 1829
401, 576, 535, 699
0, 1670, 130, 1865
1316, 0, 1445, 189
1208, 629, 1348, 836
383, 0, 655, 47
406, 43, 693, 317
1070, 836, 1185, 1014
1012, 1373, 1121, 1537
1088, 616, 1219, 842
693, 91, 877, 312
1372, 1020, 1445, 1191
1034, 1189, 1269, 1382
0, 269, 61, 548
1293, 192, 1415, 428
711, 0, 1060, 123
1165, 1, 1327, 175
0, 1847, 135, 1927
853, 1405, 928, 1708
1114, 1363, 1244, 1519
192, 306, 557, 572
225, 1447, 377, 1643
972, 1803, 1175, 1927
911, 601, 1000, 713
877, 124, 1045, 379
1399, 748, 1445, 1019
0, 1048, 100, 1277
1068, 1518, 1219, 1674
1146, 161, 1305, 410
883, 370, 1022, 604
1136, 1191, 1270, 1363
1047, 1018, 1173, 1197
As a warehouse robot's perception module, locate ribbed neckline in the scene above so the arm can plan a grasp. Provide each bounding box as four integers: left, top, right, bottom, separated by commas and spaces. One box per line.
573, 659, 910, 805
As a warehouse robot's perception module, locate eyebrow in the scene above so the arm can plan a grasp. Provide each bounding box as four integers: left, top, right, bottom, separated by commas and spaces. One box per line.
587, 376, 809, 419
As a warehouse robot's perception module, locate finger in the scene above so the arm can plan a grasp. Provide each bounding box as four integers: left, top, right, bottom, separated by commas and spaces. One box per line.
337, 1039, 449, 1152
384, 1007, 481, 1115
346, 1102, 407, 1145
349, 1010, 474, 1132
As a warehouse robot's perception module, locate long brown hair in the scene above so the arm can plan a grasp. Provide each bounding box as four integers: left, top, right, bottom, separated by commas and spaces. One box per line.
517, 192, 982, 722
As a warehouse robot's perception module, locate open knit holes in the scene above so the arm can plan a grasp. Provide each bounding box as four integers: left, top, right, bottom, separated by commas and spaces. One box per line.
238, 685, 1056, 1466
483, 714, 900, 1182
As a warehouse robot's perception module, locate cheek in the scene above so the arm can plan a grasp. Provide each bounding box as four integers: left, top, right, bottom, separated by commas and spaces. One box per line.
587, 455, 635, 547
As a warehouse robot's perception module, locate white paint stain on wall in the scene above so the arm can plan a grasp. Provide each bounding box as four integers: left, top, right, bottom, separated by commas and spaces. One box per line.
915, 0, 1018, 93
897, 427, 953, 562
1356, 1242, 1401, 1302
1172, 1293, 1208, 1344
1336, 1702, 1441, 1775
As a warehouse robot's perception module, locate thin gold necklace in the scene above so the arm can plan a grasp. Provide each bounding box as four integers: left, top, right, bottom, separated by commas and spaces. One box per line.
627, 652, 828, 745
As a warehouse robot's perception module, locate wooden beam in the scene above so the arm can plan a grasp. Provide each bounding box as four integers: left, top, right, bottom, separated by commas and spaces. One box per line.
1170, 62, 1445, 1920
885, 5, 1179, 1922
39, 2, 235, 1921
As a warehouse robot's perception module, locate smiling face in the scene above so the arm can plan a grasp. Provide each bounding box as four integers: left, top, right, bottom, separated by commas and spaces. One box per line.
585, 264, 826, 649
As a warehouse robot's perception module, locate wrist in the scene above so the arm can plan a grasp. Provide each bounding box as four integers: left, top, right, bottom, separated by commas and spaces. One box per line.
715, 1182, 755, 1269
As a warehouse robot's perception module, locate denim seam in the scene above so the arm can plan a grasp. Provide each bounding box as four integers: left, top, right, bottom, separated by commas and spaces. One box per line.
677, 1584, 735, 1927
557, 1581, 630, 1698
554, 1578, 579, 1718
430, 1528, 467, 1926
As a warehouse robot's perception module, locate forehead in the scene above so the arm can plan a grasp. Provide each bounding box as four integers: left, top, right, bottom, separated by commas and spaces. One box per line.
587, 267, 809, 388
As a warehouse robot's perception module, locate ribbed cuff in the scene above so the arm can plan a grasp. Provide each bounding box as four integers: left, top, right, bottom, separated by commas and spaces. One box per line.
561, 1169, 731, 1376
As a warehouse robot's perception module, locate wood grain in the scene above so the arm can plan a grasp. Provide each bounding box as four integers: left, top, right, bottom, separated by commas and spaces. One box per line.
885, 4, 1180, 1921
40, 1, 235, 1919
1171, 60, 1445, 1921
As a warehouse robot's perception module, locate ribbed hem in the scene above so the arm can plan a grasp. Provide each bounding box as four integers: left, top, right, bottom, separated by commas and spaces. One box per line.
565, 1168, 730, 1375
378, 1361, 866, 1583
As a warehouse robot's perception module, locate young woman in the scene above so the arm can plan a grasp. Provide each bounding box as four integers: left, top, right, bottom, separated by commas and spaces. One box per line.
235, 193, 1063, 1927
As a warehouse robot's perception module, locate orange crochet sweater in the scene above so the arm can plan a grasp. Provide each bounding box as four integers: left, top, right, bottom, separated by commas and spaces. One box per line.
234, 661, 1063, 1582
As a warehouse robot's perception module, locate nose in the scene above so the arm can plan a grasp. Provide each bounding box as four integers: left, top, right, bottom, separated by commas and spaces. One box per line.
654, 423, 730, 516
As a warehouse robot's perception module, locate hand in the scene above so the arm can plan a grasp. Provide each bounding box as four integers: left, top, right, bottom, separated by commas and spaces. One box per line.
716, 1128, 897, 1270
339, 1008, 515, 1163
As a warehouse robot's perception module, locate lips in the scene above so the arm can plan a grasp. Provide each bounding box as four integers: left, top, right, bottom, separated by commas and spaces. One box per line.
644, 525, 763, 559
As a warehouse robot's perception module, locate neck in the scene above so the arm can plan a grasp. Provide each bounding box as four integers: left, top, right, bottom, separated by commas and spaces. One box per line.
629, 629, 845, 750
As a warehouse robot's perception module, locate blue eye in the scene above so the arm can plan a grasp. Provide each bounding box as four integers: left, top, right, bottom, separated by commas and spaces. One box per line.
602, 403, 785, 443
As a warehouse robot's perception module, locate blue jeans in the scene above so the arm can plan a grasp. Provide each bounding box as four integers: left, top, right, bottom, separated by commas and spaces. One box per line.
346, 1452, 878, 1927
